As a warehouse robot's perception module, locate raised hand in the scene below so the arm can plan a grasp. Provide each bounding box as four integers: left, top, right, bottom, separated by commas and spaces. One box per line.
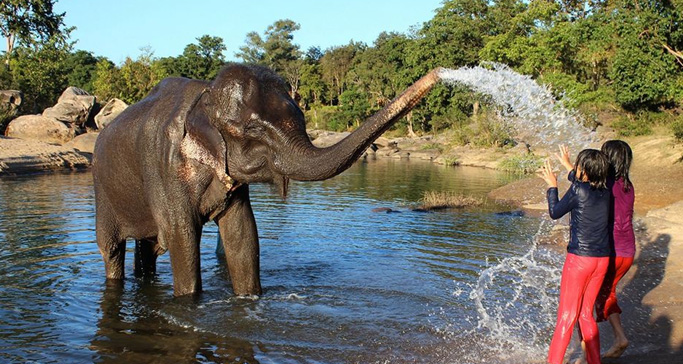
555, 144, 573, 172
537, 159, 558, 188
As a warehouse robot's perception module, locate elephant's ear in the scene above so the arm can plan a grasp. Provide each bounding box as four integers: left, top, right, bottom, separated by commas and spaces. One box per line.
180, 89, 233, 187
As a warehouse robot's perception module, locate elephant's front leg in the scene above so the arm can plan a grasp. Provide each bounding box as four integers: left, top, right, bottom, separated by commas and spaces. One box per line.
215, 184, 262, 296
161, 221, 203, 296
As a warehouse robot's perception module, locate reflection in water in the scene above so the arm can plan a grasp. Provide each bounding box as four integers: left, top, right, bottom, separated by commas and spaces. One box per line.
0, 161, 559, 363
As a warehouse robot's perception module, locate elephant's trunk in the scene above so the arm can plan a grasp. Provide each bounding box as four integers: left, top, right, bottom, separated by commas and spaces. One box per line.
276, 67, 443, 181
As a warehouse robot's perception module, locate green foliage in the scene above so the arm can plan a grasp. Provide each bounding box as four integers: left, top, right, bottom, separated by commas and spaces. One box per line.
671, 116, 683, 142
332, 86, 372, 129
0, 0, 65, 67
92, 48, 168, 104
159, 35, 226, 80
498, 154, 543, 174
611, 111, 663, 137
0, 105, 14, 134
63, 50, 99, 92
8, 33, 72, 112
609, 1, 683, 110
304, 104, 342, 131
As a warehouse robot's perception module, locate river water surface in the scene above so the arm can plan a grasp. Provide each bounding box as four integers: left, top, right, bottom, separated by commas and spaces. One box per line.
0, 159, 563, 363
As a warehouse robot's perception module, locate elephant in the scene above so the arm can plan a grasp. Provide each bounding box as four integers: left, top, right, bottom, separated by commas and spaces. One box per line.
92, 63, 442, 297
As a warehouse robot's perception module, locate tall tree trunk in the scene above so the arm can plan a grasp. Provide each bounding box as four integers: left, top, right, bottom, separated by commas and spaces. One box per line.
5, 33, 15, 69
406, 111, 417, 138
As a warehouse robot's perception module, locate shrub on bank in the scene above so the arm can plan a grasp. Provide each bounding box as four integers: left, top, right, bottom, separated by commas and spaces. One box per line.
671, 116, 683, 143
499, 154, 543, 174
418, 191, 483, 211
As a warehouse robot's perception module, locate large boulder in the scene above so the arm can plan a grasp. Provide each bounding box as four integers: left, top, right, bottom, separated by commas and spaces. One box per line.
5, 114, 75, 145
94, 98, 127, 130
42, 87, 95, 126
64, 132, 98, 154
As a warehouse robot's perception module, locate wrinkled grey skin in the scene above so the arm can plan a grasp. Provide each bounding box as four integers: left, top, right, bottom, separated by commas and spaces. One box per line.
93, 64, 442, 297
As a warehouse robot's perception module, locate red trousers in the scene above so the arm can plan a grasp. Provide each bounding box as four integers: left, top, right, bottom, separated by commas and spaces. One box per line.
548, 253, 608, 364
595, 256, 634, 321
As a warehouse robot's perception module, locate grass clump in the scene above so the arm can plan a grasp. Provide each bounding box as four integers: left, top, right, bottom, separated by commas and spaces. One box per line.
417, 191, 483, 211
441, 155, 460, 166
420, 143, 444, 152
499, 154, 543, 174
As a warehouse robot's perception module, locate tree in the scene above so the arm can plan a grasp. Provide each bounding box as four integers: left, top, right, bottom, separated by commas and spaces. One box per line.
63, 49, 99, 92
235, 19, 302, 73
92, 58, 119, 102
320, 42, 364, 104
117, 47, 168, 104
157, 35, 226, 80
179, 35, 226, 80
236, 19, 303, 98
8, 33, 71, 112
1, 0, 65, 68
93, 48, 168, 104
608, 0, 683, 110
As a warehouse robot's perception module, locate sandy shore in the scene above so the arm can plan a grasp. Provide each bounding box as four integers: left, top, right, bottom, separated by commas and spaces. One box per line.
0, 136, 90, 175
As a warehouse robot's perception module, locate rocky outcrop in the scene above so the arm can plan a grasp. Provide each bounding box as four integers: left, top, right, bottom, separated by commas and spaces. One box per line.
5, 114, 76, 145
4, 87, 127, 147
94, 98, 127, 130
42, 87, 96, 126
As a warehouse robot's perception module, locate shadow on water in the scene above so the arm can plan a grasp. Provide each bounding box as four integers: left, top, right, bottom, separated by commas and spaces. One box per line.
91, 281, 260, 364
600, 232, 683, 363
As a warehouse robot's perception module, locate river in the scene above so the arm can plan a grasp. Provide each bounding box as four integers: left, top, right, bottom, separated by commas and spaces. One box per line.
0, 159, 563, 363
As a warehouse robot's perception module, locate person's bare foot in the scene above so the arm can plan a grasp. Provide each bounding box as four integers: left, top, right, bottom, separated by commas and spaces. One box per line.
603, 340, 629, 358
573, 358, 587, 364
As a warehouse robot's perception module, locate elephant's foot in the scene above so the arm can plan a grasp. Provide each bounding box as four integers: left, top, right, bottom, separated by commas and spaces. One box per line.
231, 280, 262, 297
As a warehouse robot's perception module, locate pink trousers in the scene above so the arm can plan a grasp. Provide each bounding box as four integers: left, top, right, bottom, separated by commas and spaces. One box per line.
595, 256, 634, 322
548, 253, 608, 364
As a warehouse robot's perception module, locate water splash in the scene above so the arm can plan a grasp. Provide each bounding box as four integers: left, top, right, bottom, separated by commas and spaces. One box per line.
467, 220, 562, 361
431, 220, 568, 363
438, 63, 596, 152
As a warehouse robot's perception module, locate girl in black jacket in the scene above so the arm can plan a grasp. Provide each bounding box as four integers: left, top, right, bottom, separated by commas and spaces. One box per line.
538, 148, 611, 364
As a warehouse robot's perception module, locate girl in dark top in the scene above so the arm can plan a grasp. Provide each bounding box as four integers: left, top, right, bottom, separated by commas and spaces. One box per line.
538, 148, 611, 364
594, 140, 635, 359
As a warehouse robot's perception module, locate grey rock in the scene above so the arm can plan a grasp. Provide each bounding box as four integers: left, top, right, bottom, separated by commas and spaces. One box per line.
43, 87, 95, 125
0, 90, 22, 110
94, 98, 128, 130
65, 132, 99, 153
5, 114, 75, 145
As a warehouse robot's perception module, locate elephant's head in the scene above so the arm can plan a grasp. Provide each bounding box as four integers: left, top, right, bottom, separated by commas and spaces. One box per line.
196, 64, 442, 195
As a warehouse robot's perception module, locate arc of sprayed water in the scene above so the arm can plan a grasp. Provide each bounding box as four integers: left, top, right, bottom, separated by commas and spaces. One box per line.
437, 62, 596, 153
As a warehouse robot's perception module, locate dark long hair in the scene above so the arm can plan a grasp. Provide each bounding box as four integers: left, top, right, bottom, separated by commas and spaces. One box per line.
601, 140, 633, 192
574, 149, 609, 190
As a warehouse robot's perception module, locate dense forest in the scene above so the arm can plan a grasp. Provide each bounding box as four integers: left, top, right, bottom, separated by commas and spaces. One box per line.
2, 0, 683, 144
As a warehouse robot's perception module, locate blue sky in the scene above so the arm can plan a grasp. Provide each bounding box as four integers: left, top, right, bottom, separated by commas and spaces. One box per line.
49, 0, 444, 64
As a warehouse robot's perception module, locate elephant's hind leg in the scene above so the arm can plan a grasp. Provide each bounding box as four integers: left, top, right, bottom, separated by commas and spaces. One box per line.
134, 238, 162, 277
95, 196, 126, 280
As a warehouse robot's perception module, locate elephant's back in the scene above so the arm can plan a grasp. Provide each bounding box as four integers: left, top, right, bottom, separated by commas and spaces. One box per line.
93, 77, 208, 161
92, 78, 208, 193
